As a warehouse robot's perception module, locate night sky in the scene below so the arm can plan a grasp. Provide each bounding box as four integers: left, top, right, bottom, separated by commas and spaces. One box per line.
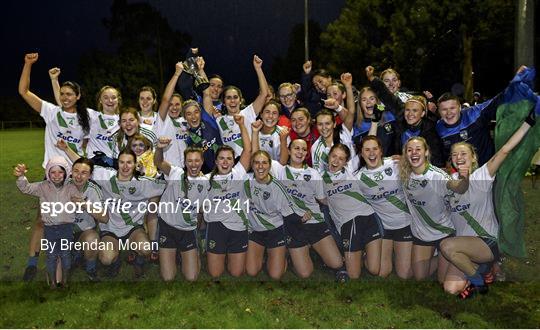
4, 0, 345, 100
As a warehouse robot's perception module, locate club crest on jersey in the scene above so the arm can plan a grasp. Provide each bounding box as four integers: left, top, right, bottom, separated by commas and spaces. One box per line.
197, 184, 203, 193
459, 130, 469, 140
384, 123, 392, 133
263, 191, 270, 200
268, 140, 274, 148
373, 172, 384, 181
420, 179, 428, 188
159, 235, 167, 245
129, 187, 136, 194
384, 167, 393, 176
303, 174, 311, 182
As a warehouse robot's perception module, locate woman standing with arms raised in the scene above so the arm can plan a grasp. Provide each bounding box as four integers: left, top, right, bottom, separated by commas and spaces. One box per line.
18, 53, 90, 281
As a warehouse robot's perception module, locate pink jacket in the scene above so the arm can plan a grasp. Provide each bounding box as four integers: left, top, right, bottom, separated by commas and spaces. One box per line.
16, 157, 81, 225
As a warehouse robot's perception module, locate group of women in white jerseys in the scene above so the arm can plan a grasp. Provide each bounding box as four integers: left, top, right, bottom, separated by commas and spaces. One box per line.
17, 52, 537, 299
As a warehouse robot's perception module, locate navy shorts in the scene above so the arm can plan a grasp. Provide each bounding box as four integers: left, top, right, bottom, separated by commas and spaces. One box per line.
100, 225, 145, 242
340, 214, 382, 252
284, 214, 331, 249
413, 233, 455, 249
382, 225, 413, 242
480, 237, 500, 261
158, 218, 198, 252
249, 226, 286, 249
205, 221, 248, 254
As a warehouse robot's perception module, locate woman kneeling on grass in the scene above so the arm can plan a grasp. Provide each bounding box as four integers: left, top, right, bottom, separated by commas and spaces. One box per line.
400, 137, 469, 282
154, 139, 208, 281
441, 111, 536, 299
204, 115, 251, 278
244, 150, 296, 280
91, 149, 166, 279
356, 136, 414, 279
322, 143, 383, 279
272, 139, 347, 281
68, 157, 109, 282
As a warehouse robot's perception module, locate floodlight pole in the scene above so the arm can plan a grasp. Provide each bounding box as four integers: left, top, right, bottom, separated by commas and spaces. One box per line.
515, 0, 535, 69
305, 0, 309, 61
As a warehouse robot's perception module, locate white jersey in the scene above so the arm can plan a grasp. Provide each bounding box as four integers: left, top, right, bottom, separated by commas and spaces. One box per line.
40, 101, 87, 168
92, 167, 166, 237
86, 109, 119, 159
258, 126, 290, 161
159, 166, 208, 231
311, 125, 355, 172
139, 112, 158, 131
244, 174, 294, 232
272, 162, 325, 224
217, 104, 257, 157
357, 158, 412, 230
404, 164, 455, 242
321, 168, 374, 233
110, 126, 158, 158
69, 179, 104, 233
204, 163, 250, 231
449, 164, 498, 239
153, 115, 188, 167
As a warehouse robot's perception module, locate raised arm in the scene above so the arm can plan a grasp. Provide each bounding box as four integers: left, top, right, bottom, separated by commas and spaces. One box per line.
14, 164, 43, 197
340, 72, 357, 131
158, 62, 183, 120
251, 55, 269, 115
18, 53, 43, 113
323, 98, 353, 132
250, 120, 262, 154
200, 57, 221, 118
49, 67, 61, 106
487, 114, 535, 177
447, 166, 470, 194
234, 115, 252, 171
278, 127, 290, 165
154, 137, 173, 176
366, 66, 403, 118
56, 139, 81, 163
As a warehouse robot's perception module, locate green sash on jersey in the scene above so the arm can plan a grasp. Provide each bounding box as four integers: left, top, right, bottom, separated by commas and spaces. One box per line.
413, 205, 455, 235
57, 111, 79, 152
360, 172, 410, 213
244, 180, 278, 230
109, 176, 135, 226
285, 167, 324, 222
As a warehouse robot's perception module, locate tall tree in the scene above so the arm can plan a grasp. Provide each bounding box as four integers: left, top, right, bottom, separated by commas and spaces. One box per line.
79, 0, 191, 107
270, 20, 322, 85
317, 0, 514, 99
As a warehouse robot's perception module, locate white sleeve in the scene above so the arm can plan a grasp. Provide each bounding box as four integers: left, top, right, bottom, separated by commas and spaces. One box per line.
312, 170, 326, 200
233, 162, 248, 178
270, 160, 284, 179
40, 101, 59, 123
165, 166, 183, 181
432, 171, 451, 198
240, 104, 257, 123
86, 185, 104, 203
142, 178, 167, 199
92, 167, 115, 181
471, 164, 495, 192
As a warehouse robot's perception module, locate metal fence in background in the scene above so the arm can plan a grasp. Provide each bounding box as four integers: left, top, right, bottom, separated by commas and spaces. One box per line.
0, 121, 46, 130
